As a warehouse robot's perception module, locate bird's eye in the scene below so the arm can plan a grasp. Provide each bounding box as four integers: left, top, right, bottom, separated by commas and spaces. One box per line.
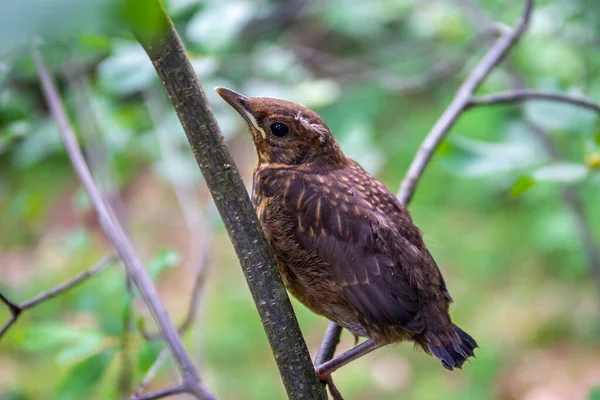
270, 122, 289, 137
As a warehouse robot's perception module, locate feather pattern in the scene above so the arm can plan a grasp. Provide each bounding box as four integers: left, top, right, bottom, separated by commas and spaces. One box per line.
215, 88, 479, 370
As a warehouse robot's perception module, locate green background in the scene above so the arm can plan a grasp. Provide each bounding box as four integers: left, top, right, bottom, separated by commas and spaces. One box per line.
1, 0, 600, 399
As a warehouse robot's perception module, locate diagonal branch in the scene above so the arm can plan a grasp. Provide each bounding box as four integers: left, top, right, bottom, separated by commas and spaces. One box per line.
503, 66, 600, 298
397, 0, 534, 205
130, 348, 171, 399
138, 223, 212, 341
134, 2, 327, 399
126, 384, 187, 400
0, 255, 117, 339
32, 47, 216, 400
317, 0, 535, 375
467, 90, 600, 114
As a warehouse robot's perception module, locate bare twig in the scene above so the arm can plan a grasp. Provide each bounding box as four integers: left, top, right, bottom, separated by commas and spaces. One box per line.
317, 0, 535, 375
135, 2, 327, 399
127, 384, 187, 400
453, 0, 600, 292
315, 323, 343, 367
130, 349, 171, 399
32, 47, 215, 400
139, 229, 212, 341
138, 92, 214, 342
397, 0, 534, 204
468, 90, 600, 113
0, 255, 117, 339
66, 66, 136, 396
502, 66, 600, 297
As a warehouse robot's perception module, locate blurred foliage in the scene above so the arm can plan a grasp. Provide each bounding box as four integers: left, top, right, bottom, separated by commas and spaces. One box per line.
1, 0, 600, 399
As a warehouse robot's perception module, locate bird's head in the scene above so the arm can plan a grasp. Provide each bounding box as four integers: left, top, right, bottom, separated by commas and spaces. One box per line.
216, 87, 346, 169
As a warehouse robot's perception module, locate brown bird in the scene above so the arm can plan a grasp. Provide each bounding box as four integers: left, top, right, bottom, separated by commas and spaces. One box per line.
216, 87, 477, 387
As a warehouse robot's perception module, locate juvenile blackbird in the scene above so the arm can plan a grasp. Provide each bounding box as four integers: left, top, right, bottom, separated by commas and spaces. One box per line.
216, 87, 477, 382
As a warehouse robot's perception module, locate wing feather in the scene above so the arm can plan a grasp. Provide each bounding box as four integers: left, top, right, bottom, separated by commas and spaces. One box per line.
290, 179, 423, 331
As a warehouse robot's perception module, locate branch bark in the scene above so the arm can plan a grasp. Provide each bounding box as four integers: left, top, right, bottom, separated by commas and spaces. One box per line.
32, 47, 215, 400
134, 2, 327, 399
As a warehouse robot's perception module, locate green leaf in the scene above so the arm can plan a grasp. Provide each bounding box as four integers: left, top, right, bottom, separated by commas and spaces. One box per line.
56, 334, 105, 365
57, 350, 114, 400
136, 316, 146, 333
76, 34, 112, 52
524, 99, 597, 133
11, 119, 61, 168
589, 387, 600, 400
449, 133, 542, 177
186, 1, 255, 50
595, 132, 600, 146
117, 0, 167, 39
149, 249, 180, 280
98, 41, 157, 96
510, 175, 536, 198
0, 0, 114, 55
532, 162, 588, 183
137, 341, 163, 373
18, 324, 103, 352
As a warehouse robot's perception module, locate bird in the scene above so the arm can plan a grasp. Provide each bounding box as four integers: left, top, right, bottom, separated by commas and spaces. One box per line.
216, 87, 477, 388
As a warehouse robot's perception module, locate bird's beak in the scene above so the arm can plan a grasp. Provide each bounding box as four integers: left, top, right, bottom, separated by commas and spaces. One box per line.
215, 87, 266, 139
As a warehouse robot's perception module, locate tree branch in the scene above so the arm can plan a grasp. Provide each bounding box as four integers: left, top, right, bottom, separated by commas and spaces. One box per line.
317, 0, 535, 374
130, 348, 171, 399
315, 323, 343, 367
397, 0, 534, 205
138, 92, 214, 342
134, 2, 327, 399
467, 90, 600, 114
127, 384, 187, 400
32, 47, 215, 400
502, 66, 600, 298
0, 255, 117, 339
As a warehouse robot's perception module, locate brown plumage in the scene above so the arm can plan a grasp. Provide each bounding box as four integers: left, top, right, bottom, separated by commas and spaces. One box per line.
216, 87, 477, 374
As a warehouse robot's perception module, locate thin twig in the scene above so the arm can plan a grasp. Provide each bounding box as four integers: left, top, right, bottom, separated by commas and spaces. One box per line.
32, 47, 215, 400
397, 0, 534, 204
131, 348, 171, 398
66, 65, 136, 396
139, 227, 212, 341
138, 92, 214, 342
0, 255, 117, 339
0, 293, 22, 338
127, 384, 187, 400
135, 2, 327, 399
503, 65, 600, 297
467, 90, 600, 113
316, 0, 535, 375
315, 323, 343, 367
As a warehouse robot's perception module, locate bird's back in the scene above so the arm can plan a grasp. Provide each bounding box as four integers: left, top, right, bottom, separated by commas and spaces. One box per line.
252, 160, 452, 340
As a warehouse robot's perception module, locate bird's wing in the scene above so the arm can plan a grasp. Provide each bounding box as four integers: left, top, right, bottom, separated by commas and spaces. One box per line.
286, 175, 423, 331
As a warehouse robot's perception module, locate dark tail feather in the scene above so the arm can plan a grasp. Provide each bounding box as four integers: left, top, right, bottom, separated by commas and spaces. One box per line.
424, 325, 478, 371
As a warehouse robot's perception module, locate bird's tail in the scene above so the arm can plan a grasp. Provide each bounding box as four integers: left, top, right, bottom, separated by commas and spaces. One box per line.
422, 325, 478, 371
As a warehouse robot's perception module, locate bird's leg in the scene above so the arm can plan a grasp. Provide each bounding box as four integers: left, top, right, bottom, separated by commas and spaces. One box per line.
324, 378, 344, 400
315, 339, 384, 381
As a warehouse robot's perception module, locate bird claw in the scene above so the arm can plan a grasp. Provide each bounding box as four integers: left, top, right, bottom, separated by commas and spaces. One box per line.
316, 366, 344, 400
322, 376, 344, 400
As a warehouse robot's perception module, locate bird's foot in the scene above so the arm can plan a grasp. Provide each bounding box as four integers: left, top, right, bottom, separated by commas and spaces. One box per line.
316, 367, 344, 400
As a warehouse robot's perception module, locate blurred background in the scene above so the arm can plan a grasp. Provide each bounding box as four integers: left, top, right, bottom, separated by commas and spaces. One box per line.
1, 0, 600, 399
